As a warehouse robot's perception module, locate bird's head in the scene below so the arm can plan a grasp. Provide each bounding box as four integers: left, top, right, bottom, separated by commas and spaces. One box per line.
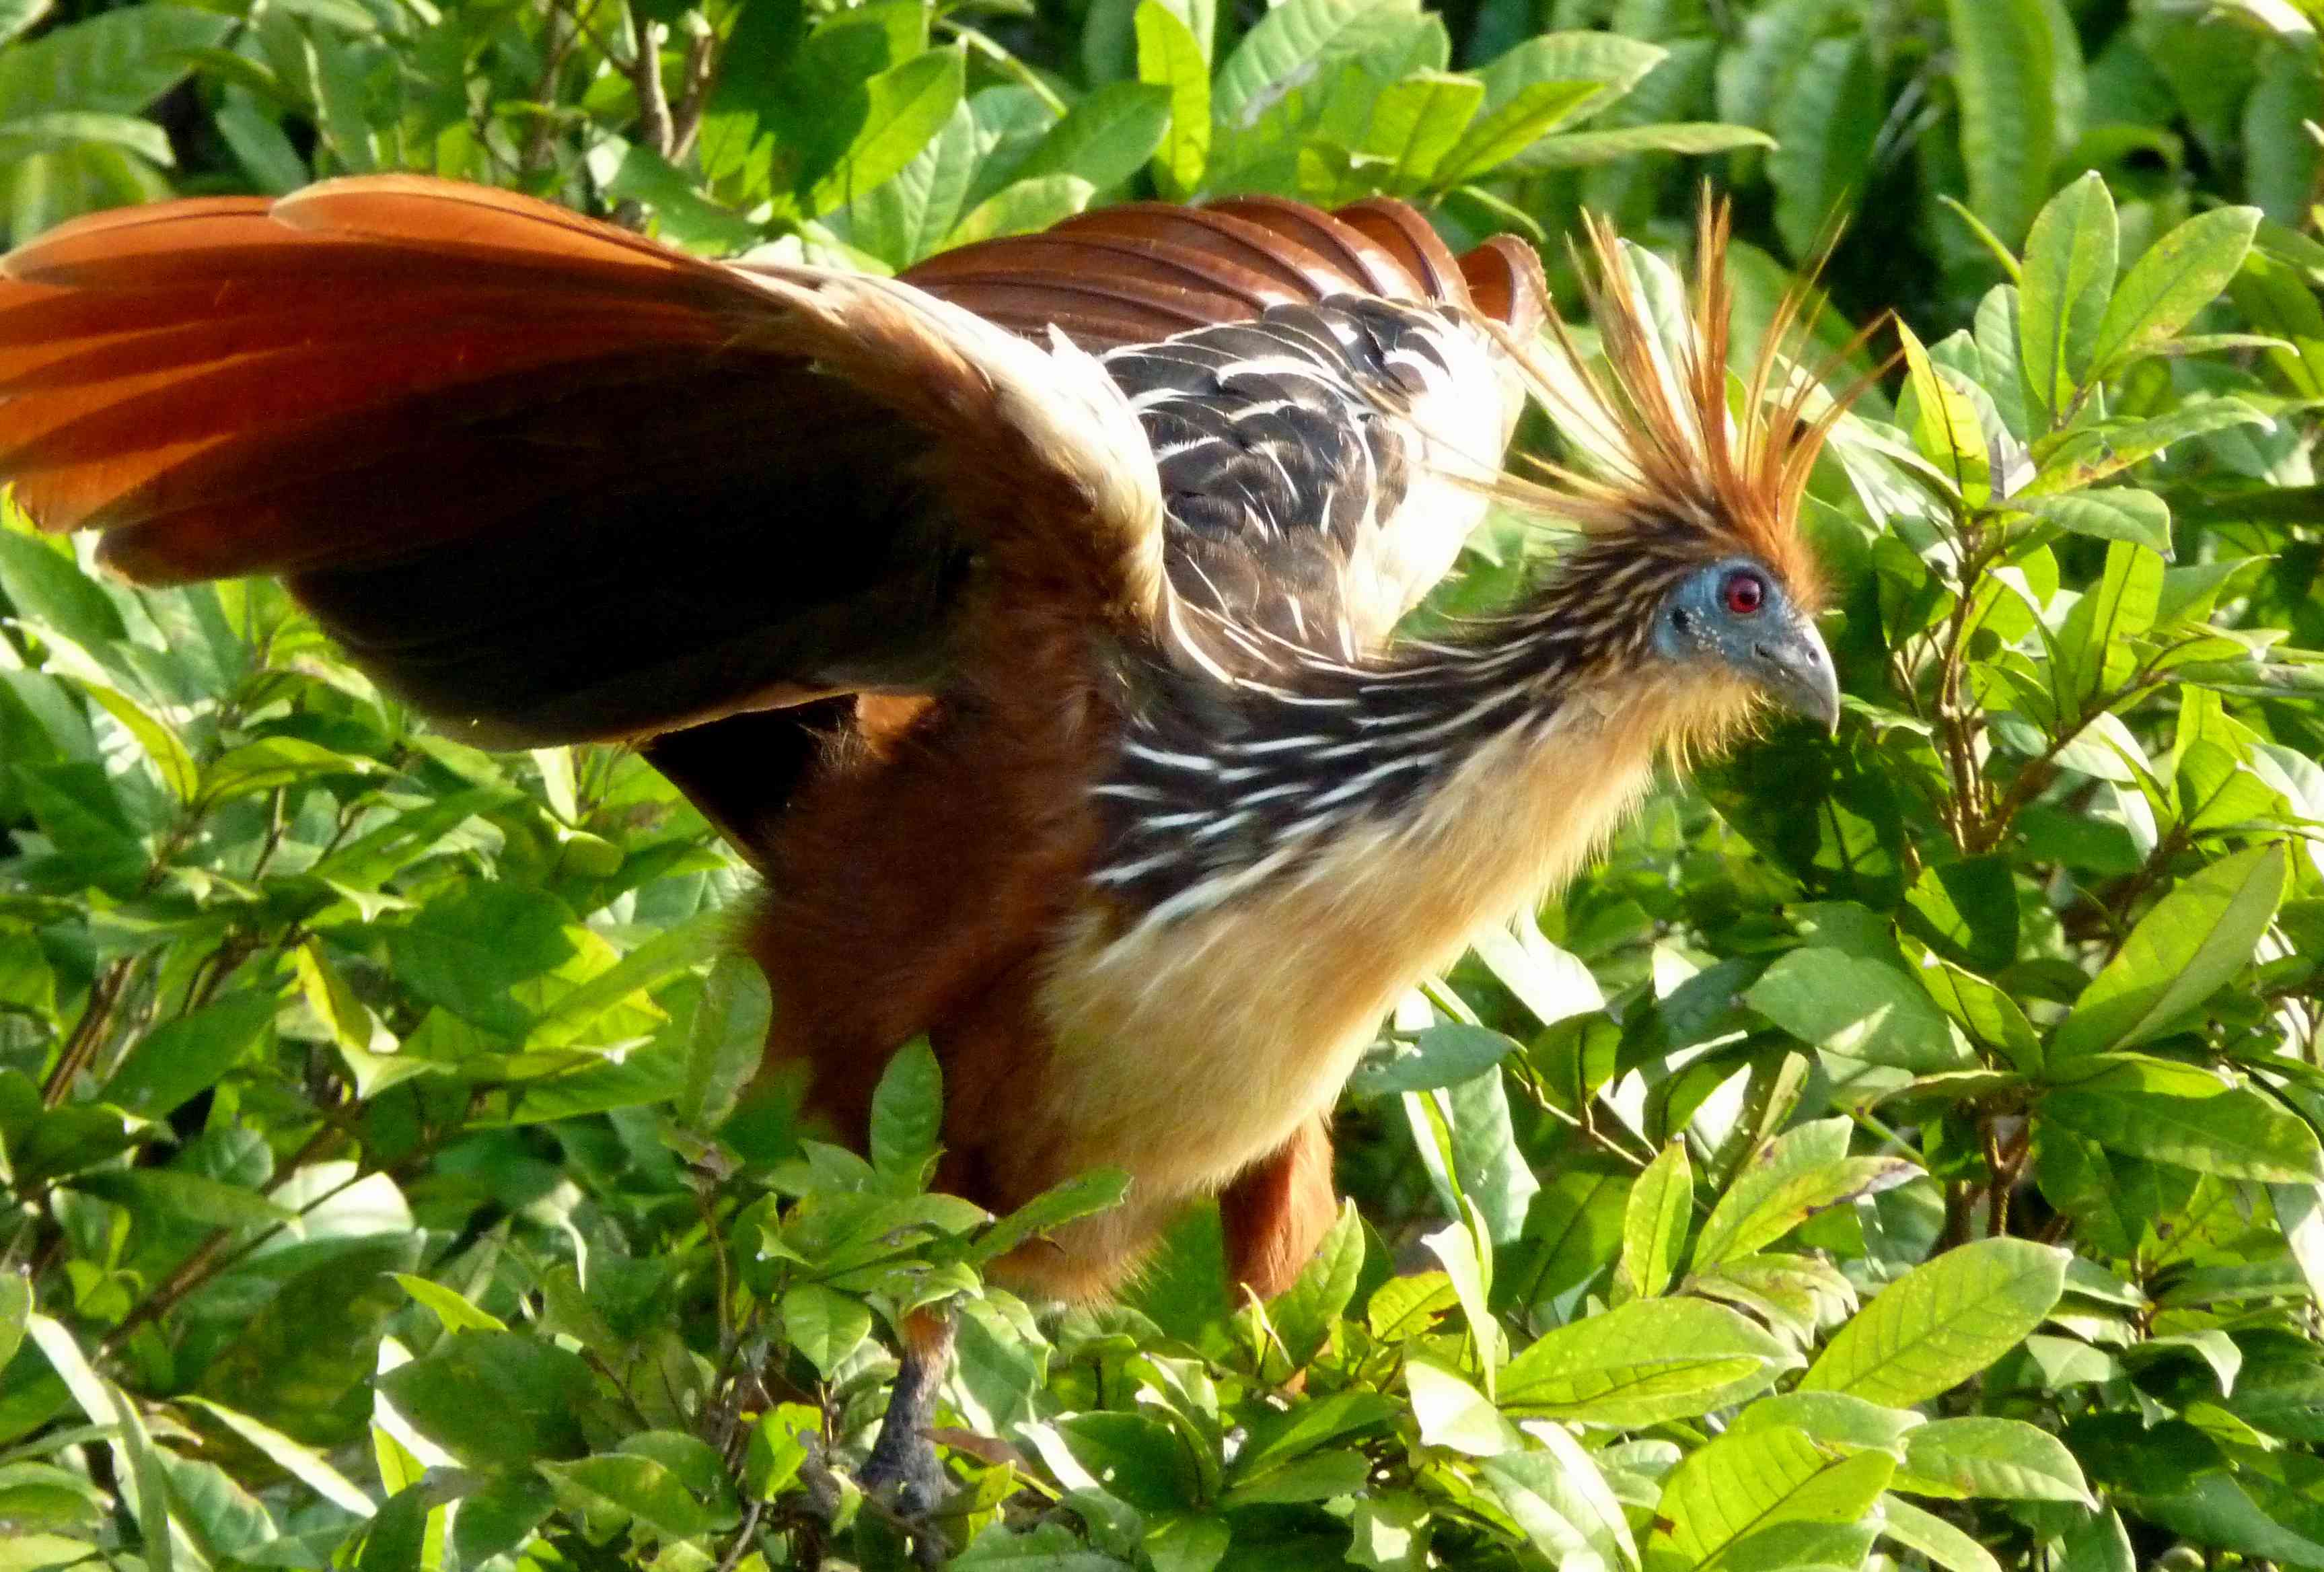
1650, 552, 1838, 734
1489, 199, 1871, 744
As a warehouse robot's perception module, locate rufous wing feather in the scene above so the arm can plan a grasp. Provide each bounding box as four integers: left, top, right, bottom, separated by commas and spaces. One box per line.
0, 176, 1161, 745
1, 177, 1547, 757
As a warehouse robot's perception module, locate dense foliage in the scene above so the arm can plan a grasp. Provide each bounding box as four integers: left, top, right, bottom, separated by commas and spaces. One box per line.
3, 0, 2324, 1569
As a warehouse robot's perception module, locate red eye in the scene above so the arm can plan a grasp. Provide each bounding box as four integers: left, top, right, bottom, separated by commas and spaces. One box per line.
1722, 571, 1766, 616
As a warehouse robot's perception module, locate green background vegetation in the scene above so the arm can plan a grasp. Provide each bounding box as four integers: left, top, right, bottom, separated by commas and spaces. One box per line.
3, 0, 2324, 1567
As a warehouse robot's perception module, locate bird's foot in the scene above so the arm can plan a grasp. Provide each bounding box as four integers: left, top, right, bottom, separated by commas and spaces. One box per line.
859, 1410, 950, 1520
854, 1307, 958, 1566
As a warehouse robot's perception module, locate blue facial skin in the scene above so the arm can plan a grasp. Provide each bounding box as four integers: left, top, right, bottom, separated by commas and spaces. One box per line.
1653, 556, 1842, 733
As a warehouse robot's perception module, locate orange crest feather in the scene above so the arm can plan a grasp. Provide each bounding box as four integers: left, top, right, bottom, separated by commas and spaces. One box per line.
1488, 199, 1883, 611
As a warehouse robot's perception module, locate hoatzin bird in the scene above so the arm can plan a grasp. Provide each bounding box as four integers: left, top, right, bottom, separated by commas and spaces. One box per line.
0, 178, 1845, 1502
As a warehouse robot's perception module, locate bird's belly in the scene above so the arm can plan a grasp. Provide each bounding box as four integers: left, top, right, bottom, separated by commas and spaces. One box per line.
1030, 711, 1673, 1206
1037, 910, 1399, 1196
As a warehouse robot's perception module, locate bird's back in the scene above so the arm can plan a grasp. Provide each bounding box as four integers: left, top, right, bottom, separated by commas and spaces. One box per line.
906, 198, 1544, 669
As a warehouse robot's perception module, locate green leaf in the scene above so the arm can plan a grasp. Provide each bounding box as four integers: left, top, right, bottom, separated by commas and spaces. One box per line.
863, 1038, 941, 1187
202, 736, 378, 803
66, 1169, 295, 1229
0, 110, 170, 164
1356, 70, 1484, 189
155, 1451, 277, 1561
1504, 120, 1772, 172
2041, 1059, 2324, 1183
0, 7, 231, 120
392, 1274, 507, 1334
2091, 205, 2264, 376
2018, 171, 2119, 423
15, 762, 144, 891
1694, 1120, 1920, 1271
1212, 0, 1419, 124
2123, 1471, 2324, 1568
807, 48, 966, 217
1732, 1390, 1923, 1456
0, 0, 51, 48
782, 1283, 873, 1378
1648, 1425, 1895, 1571
1436, 77, 1597, 185
102, 991, 277, 1120
375, 1332, 593, 1468
0, 526, 124, 651
2052, 843, 2289, 1060
1267, 1201, 1363, 1365
1896, 317, 1993, 505
1056, 1410, 1198, 1511
388, 884, 578, 1037
181, 1397, 376, 1518
1478, 1435, 1639, 1571
1895, 1416, 2095, 1503
1945, 0, 2058, 246
1136, 0, 1210, 197
1350, 1024, 1520, 1098
2029, 399, 2270, 491
947, 173, 1097, 245
1231, 1391, 1397, 1481
1879, 1495, 2002, 1572
1420, 1203, 1502, 1381
538, 1452, 729, 1541
450, 1476, 554, 1566
1745, 948, 1971, 1073
1618, 1140, 1691, 1298
1471, 916, 1603, 1029
592, 138, 761, 253
2015, 489, 2173, 551
28, 1314, 175, 1572
1404, 1357, 1517, 1456
0, 1275, 27, 1376
203, 1231, 416, 1441
674, 954, 768, 1136
1015, 81, 1170, 193
1767, 34, 1883, 259
1481, 30, 1663, 114
1498, 1297, 1797, 1427
1907, 945, 2042, 1071
972, 1168, 1131, 1263
837, 96, 977, 268
1218, 1447, 1369, 1505
1801, 1238, 2067, 1406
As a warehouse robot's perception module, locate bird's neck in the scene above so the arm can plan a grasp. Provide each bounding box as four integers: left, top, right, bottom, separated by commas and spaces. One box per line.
1092, 565, 1729, 935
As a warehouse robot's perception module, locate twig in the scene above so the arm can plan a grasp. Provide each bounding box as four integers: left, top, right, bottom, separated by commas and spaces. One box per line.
668, 13, 719, 165
1982, 1118, 2009, 1239
713, 1499, 766, 1572
43, 959, 137, 1109
630, 9, 674, 159
100, 1122, 350, 1354
522, 0, 575, 175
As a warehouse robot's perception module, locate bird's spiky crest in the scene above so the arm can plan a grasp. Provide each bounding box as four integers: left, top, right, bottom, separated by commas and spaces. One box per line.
1486, 200, 1882, 612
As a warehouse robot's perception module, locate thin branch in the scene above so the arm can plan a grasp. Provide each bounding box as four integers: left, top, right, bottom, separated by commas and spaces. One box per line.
667, 13, 719, 165
522, 0, 575, 175
43, 959, 137, 1109
100, 1122, 350, 1354
630, 9, 674, 159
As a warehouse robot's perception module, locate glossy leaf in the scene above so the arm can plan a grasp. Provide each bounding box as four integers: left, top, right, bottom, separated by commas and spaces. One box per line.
1802, 1240, 2068, 1406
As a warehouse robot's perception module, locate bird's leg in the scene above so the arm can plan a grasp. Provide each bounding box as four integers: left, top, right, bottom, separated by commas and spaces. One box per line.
860, 1304, 956, 1518
1220, 1116, 1339, 1300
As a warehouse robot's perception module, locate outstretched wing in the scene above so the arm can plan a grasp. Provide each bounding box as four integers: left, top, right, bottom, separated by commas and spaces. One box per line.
0, 176, 1161, 746
0, 176, 1547, 809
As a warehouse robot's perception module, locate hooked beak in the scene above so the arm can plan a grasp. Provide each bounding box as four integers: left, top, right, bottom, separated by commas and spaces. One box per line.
1748, 616, 1841, 736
